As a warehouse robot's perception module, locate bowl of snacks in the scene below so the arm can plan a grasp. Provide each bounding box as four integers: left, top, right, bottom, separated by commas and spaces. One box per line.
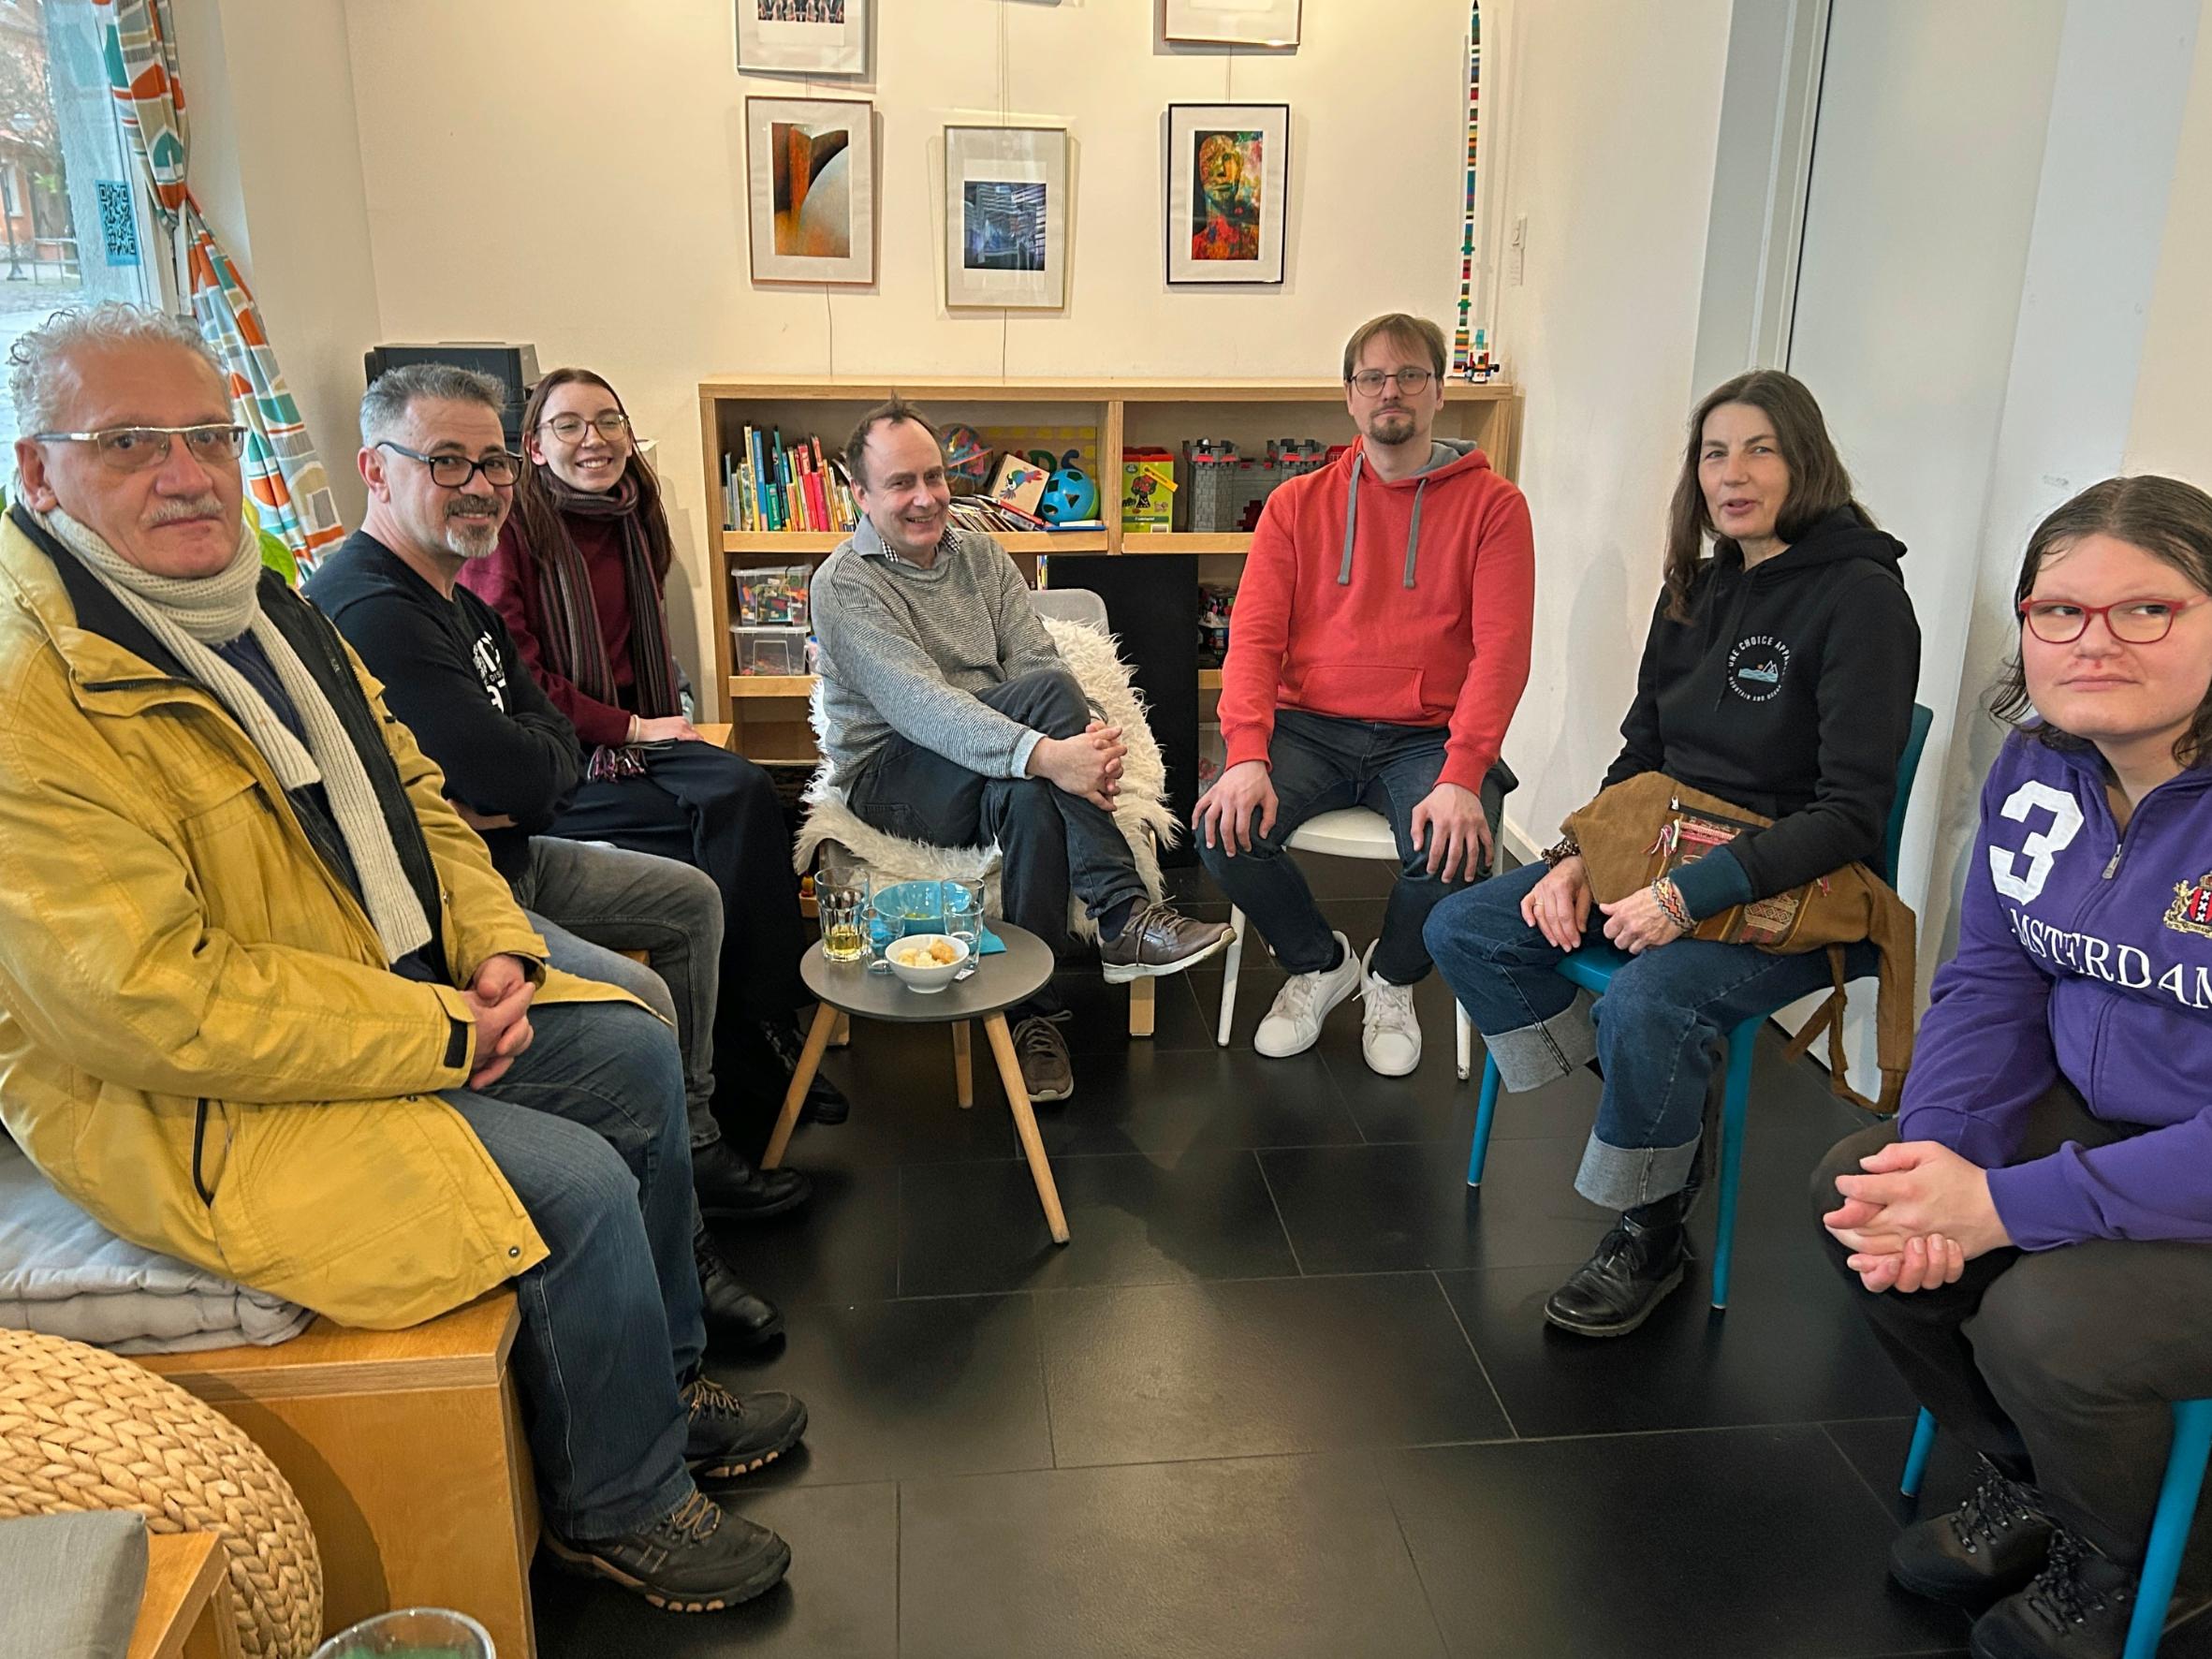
886, 932, 970, 994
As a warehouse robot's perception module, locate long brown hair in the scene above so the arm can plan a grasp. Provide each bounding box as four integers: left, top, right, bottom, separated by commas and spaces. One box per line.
1661, 369, 1872, 621
1988, 475, 2212, 767
513, 367, 674, 582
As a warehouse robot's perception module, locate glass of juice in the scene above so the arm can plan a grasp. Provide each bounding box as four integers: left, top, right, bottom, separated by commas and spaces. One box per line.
310, 1608, 493, 1659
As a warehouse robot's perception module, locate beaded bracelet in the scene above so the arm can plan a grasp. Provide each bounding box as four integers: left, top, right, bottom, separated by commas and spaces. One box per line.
1650, 877, 1694, 934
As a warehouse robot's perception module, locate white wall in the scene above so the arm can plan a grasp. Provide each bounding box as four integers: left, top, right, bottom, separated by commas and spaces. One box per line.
1484, 0, 1738, 851
2127, 13, 2212, 482
175, 0, 381, 529
297, 0, 1472, 705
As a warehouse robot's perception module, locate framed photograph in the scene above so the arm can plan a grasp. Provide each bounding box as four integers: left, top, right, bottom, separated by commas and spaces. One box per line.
1162, 0, 1300, 48
745, 95, 875, 285
1165, 103, 1288, 285
944, 125, 1069, 310
736, 0, 868, 77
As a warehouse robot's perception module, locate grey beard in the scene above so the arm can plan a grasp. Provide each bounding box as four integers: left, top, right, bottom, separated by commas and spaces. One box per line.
444, 512, 501, 560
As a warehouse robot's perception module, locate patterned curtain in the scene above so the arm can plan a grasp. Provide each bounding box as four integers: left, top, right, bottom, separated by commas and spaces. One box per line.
95, 0, 344, 567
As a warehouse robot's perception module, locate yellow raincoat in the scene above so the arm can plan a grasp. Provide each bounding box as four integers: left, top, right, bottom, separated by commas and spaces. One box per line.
0, 512, 636, 1328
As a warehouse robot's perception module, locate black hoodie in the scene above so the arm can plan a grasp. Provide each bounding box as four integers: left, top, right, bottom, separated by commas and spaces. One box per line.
1600, 508, 1920, 910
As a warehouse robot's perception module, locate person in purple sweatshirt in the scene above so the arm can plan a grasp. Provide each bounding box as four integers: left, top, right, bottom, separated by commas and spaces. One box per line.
1813, 475, 2212, 1659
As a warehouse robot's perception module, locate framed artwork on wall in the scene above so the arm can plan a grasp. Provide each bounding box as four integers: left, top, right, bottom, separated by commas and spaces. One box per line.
737, 0, 868, 76
1162, 0, 1301, 48
745, 95, 875, 285
1165, 103, 1288, 285
944, 125, 1070, 310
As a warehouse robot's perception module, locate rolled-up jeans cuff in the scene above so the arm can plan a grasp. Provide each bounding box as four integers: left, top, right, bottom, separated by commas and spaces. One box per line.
1574, 1133, 1702, 1211
1483, 989, 1597, 1092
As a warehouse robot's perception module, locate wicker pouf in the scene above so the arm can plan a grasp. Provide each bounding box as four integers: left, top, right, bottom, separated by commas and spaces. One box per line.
0, 1327, 323, 1658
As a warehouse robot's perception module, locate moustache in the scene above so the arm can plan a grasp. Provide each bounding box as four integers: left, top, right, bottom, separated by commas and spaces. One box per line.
146, 496, 227, 525
446, 499, 502, 521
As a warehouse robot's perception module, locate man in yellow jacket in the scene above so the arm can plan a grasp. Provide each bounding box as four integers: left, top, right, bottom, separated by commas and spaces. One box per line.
0, 305, 801, 1612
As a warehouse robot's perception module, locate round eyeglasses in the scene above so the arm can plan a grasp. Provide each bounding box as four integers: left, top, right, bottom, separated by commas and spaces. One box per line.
374, 441, 522, 489
1348, 368, 1435, 397
538, 411, 632, 444
2018, 595, 2208, 645
29, 423, 248, 472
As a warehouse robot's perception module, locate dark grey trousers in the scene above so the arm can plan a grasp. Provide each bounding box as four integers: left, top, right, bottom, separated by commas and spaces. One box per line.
1811, 1084, 2212, 1564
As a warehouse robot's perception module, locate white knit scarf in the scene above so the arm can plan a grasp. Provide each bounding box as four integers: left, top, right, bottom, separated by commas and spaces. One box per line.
38, 504, 432, 963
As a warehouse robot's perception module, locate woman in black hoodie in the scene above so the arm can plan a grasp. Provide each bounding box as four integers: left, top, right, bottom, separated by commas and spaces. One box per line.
1427, 369, 1921, 1336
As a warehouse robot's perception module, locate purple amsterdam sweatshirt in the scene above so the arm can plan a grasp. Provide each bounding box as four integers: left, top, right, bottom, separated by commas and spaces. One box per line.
1901, 733, 2212, 1248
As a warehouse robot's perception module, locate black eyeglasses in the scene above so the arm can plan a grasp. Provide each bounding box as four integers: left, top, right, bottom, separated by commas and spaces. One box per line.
29, 423, 248, 472
1348, 368, 1435, 397
375, 441, 522, 489
2018, 595, 2208, 645
538, 412, 632, 444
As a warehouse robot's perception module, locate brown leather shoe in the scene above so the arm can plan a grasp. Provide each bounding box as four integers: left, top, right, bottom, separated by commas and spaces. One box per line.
1098, 901, 1234, 983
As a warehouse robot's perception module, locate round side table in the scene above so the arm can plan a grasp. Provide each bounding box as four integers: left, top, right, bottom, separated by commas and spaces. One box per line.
763, 923, 1069, 1243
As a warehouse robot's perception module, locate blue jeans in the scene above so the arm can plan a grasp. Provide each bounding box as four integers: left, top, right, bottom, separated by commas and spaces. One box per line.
513, 834, 725, 1152
1426, 860, 1876, 1210
441, 1000, 706, 1541
1197, 709, 1498, 984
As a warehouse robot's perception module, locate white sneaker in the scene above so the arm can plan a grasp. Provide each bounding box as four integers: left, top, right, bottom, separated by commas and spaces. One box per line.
1359, 941, 1424, 1077
1252, 931, 1361, 1059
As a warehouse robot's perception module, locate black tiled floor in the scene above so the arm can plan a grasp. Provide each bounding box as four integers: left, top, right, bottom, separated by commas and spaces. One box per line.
539, 855, 2037, 1656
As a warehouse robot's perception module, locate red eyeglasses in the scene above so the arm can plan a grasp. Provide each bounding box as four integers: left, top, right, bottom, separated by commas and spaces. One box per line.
2017, 595, 2208, 645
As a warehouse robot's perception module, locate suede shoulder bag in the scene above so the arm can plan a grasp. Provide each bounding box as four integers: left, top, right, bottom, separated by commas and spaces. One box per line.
1561, 771, 1918, 1113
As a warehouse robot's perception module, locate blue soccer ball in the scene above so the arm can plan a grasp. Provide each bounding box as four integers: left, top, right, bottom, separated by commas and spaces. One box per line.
1039, 465, 1100, 523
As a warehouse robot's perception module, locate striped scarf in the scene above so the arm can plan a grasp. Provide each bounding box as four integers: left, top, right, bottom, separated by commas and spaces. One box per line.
532, 469, 680, 739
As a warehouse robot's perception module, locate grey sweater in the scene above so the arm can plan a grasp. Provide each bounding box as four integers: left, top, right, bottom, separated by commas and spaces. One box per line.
812, 518, 1067, 785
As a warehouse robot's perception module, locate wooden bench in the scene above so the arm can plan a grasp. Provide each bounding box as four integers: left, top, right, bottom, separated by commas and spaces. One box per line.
127, 1533, 243, 1659
137, 1293, 537, 1659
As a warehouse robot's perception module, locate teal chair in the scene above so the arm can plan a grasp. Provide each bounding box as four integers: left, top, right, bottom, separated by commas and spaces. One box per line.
1900, 1402, 2212, 1657
1463, 702, 1934, 1311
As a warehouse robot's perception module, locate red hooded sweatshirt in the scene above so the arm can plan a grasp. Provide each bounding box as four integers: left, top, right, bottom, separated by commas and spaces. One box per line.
1219, 437, 1534, 792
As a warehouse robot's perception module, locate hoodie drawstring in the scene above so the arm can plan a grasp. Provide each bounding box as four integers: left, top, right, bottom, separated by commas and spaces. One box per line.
1403, 478, 1427, 590
1338, 451, 1362, 585
1337, 449, 1428, 591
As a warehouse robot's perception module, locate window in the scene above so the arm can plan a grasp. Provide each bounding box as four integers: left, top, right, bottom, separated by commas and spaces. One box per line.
0, 0, 162, 455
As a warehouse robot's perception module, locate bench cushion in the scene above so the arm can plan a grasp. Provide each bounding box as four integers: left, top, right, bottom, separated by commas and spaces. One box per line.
0, 1510, 147, 1658
0, 1138, 312, 1355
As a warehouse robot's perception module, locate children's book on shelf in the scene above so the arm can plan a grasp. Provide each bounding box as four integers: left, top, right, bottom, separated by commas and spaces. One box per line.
723, 426, 861, 535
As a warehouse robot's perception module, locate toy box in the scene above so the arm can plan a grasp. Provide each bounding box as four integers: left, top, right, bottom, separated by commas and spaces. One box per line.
734, 563, 812, 629
733, 625, 810, 677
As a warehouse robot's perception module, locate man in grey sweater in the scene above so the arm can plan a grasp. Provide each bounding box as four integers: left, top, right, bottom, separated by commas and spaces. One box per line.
811, 400, 1231, 1101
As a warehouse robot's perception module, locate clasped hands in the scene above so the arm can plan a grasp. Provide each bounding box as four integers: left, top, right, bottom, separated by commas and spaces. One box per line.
1822, 1139, 2013, 1295
1518, 855, 1687, 955
1029, 720, 1127, 811
465, 953, 537, 1090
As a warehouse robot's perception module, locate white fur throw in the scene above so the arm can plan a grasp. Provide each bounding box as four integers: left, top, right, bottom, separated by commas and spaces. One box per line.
793, 616, 1176, 938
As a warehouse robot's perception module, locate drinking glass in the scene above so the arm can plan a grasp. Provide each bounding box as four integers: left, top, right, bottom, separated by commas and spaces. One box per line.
817, 879, 865, 962
864, 896, 901, 975
942, 878, 986, 976
310, 1607, 493, 1659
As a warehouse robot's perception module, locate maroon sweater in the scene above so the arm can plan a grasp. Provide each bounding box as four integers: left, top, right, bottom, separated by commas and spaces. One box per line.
461, 516, 644, 748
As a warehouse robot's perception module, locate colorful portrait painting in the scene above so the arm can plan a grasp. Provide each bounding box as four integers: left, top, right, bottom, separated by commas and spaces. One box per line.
1190, 129, 1262, 262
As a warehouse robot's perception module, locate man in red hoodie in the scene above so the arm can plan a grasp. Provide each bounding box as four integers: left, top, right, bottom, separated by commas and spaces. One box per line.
1194, 314, 1534, 1075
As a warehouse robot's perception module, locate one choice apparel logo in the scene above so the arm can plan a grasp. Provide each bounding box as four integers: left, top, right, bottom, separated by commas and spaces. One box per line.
1726, 634, 1791, 702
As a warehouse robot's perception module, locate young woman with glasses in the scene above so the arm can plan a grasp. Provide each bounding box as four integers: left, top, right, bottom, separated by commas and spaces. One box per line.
1813, 475, 2212, 1659
460, 367, 848, 1136
1425, 369, 1922, 1337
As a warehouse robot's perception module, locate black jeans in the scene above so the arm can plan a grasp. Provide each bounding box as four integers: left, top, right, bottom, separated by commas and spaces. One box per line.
1811, 1084, 2212, 1565
844, 668, 1150, 1011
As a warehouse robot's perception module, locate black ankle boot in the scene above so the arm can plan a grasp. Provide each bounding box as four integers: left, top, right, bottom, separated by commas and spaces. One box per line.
1890, 1458, 2054, 1609
694, 1224, 785, 1354
1543, 1192, 1692, 1337
1969, 1528, 2137, 1659
693, 1138, 811, 1223
759, 1018, 849, 1125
